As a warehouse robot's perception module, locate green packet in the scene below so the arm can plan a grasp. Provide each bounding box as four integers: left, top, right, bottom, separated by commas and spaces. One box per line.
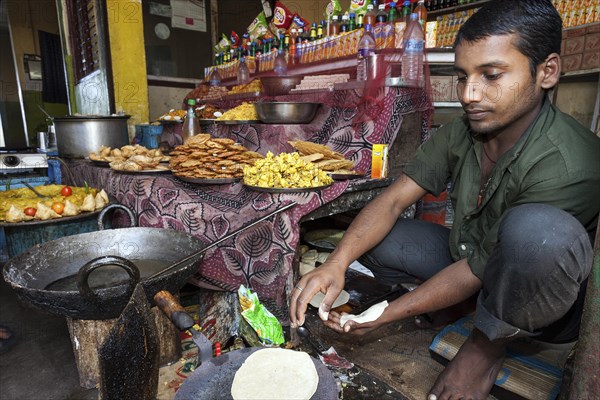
238, 285, 284, 345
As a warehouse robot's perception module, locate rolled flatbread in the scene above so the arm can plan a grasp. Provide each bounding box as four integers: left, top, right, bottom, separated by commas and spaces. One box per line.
231, 348, 318, 400
339, 300, 389, 328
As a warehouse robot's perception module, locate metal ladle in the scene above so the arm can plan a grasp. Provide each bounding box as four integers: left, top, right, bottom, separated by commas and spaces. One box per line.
20, 181, 49, 199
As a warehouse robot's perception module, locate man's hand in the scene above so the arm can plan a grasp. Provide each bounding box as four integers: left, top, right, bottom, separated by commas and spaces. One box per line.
323, 310, 383, 335
289, 258, 346, 328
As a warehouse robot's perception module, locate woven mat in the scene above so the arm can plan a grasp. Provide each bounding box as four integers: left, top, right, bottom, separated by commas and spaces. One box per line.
430, 316, 575, 400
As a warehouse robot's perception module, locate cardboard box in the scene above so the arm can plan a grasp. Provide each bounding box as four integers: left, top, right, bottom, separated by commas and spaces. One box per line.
371, 144, 389, 179
430, 76, 455, 102
564, 35, 586, 54
581, 50, 600, 70
562, 53, 583, 72
584, 32, 600, 52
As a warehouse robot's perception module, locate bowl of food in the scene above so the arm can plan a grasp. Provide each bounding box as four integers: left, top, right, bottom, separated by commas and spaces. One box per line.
254, 102, 320, 124
260, 75, 303, 96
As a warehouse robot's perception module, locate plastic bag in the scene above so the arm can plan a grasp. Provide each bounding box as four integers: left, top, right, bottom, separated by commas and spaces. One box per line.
238, 285, 284, 345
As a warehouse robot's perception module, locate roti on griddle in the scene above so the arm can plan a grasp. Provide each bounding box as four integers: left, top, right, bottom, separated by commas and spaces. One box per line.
231, 348, 319, 400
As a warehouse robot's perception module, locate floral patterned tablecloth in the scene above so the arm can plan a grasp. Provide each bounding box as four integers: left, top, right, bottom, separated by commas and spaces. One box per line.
65, 86, 432, 320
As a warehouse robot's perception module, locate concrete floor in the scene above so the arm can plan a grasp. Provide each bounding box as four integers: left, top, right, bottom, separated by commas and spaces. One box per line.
0, 275, 98, 400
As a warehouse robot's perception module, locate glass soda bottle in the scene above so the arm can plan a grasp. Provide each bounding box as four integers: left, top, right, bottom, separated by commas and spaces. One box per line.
364, 4, 376, 27
401, 0, 412, 23
330, 15, 340, 35
376, 4, 388, 23
414, 0, 428, 27
348, 13, 357, 31
340, 14, 349, 32
356, 24, 376, 81
388, 2, 399, 21
401, 13, 425, 85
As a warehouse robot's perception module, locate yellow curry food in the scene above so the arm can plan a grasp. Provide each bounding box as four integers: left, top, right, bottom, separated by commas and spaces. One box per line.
243, 152, 333, 189
0, 184, 109, 223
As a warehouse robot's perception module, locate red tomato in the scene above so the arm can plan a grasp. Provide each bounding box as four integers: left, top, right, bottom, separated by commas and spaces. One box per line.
24, 207, 37, 217
61, 186, 73, 196
51, 202, 65, 215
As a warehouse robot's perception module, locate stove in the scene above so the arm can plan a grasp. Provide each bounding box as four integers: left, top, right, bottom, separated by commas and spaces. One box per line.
0, 147, 49, 172
0, 147, 52, 190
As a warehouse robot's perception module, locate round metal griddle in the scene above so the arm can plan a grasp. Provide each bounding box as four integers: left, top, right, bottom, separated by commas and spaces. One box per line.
174, 347, 338, 400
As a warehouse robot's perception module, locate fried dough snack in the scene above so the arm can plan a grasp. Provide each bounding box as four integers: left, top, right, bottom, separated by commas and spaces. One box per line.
169, 134, 263, 179
288, 140, 355, 173
89, 145, 170, 171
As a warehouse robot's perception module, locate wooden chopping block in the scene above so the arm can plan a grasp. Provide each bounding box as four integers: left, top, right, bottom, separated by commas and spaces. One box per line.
66, 297, 182, 389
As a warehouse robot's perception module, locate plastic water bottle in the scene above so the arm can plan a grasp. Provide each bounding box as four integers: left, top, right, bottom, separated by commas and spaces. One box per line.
237, 57, 250, 85
274, 49, 288, 75
401, 13, 425, 85
357, 24, 376, 81
208, 68, 221, 86
181, 99, 200, 143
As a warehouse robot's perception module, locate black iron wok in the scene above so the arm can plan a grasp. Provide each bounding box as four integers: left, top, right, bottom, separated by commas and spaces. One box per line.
2, 226, 206, 320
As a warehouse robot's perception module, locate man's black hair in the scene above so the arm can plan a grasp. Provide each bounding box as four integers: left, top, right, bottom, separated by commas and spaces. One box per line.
454, 0, 563, 77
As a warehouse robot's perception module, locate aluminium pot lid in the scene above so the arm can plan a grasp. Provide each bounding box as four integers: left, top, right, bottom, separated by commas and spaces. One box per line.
54, 115, 131, 121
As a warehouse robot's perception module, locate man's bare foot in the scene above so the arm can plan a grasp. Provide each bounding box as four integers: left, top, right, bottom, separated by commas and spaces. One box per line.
428, 328, 506, 400
0, 325, 17, 355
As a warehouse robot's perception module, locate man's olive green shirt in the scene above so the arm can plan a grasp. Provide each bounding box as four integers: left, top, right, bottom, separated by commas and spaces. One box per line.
405, 99, 600, 279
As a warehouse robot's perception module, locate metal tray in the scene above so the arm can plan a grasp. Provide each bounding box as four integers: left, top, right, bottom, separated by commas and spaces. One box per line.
328, 171, 366, 180
244, 183, 332, 193
112, 167, 171, 174
198, 119, 216, 124
176, 176, 241, 185
214, 120, 261, 125
0, 207, 104, 227
89, 159, 110, 167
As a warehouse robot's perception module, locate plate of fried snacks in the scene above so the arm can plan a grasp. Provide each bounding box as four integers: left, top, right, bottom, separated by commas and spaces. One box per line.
158, 109, 186, 122
169, 134, 263, 181
242, 151, 333, 192
215, 102, 259, 122
89, 145, 171, 173
0, 184, 109, 224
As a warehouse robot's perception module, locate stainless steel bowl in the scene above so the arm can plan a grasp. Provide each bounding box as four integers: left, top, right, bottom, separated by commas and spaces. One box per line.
260, 75, 303, 96
254, 102, 320, 124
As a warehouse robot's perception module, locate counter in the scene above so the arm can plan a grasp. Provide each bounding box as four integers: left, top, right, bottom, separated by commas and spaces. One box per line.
64, 84, 432, 322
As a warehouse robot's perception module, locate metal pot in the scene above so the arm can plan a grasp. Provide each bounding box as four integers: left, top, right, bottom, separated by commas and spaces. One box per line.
54, 115, 130, 158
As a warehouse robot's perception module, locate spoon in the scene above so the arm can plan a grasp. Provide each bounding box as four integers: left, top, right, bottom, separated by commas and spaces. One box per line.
296, 325, 327, 355
20, 181, 48, 199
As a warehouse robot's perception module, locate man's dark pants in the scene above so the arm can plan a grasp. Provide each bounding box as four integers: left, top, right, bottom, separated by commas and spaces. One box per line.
359, 204, 594, 343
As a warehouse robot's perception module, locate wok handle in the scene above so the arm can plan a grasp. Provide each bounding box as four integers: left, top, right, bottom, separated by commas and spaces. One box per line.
77, 256, 140, 304
97, 203, 137, 230
154, 290, 195, 331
